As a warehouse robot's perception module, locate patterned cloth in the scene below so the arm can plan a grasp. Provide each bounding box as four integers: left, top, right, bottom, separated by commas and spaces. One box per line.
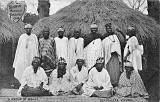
116, 70, 148, 97
84, 38, 103, 69
39, 37, 57, 69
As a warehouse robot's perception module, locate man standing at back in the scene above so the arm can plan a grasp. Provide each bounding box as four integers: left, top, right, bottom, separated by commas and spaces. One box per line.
13, 24, 39, 83
39, 27, 57, 77
68, 29, 84, 69
102, 23, 122, 87
54, 27, 68, 68
84, 23, 103, 69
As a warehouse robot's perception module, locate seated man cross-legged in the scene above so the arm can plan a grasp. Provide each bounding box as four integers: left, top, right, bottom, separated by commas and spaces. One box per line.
70, 58, 88, 95
49, 57, 73, 96
82, 57, 113, 98
17, 57, 50, 96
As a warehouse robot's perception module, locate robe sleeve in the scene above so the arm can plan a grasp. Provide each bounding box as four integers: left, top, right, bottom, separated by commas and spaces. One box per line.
51, 38, 58, 65
49, 69, 57, 85
34, 35, 39, 57
38, 39, 42, 56
102, 70, 112, 90
70, 67, 77, 80
87, 69, 95, 87
40, 68, 49, 90
13, 36, 23, 68
128, 37, 139, 53
82, 68, 89, 83
18, 67, 29, 93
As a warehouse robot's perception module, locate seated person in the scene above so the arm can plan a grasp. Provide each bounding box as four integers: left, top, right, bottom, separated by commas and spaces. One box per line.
115, 61, 148, 98
82, 57, 113, 98
17, 57, 50, 96
70, 58, 88, 95
49, 57, 73, 96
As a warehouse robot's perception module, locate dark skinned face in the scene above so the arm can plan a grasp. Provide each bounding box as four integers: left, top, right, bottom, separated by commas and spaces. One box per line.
58, 31, 64, 38
74, 31, 80, 39
32, 58, 41, 73
126, 28, 136, 38
105, 26, 113, 35
91, 28, 98, 34
43, 30, 49, 39
57, 63, 67, 78
25, 28, 32, 35
76, 60, 84, 71
125, 66, 134, 79
96, 63, 104, 72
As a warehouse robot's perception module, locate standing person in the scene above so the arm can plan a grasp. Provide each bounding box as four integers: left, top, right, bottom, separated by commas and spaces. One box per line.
13, 24, 39, 83
84, 23, 103, 69
54, 27, 68, 68
39, 27, 57, 77
68, 29, 84, 69
82, 57, 113, 98
70, 58, 88, 95
124, 26, 143, 72
102, 23, 122, 87
49, 57, 73, 96
17, 57, 50, 96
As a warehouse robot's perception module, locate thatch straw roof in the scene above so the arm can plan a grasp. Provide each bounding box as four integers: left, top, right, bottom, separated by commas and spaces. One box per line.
33, 0, 160, 49
0, 8, 25, 75
0, 9, 24, 44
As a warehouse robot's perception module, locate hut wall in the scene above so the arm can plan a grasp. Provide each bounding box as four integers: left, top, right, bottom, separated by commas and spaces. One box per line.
0, 41, 16, 76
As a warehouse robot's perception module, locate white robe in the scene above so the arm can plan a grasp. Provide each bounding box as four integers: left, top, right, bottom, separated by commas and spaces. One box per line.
68, 37, 84, 69
54, 37, 68, 64
49, 69, 73, 95
13, 33, 39, 83
84, 38, 103, 69
102, 35, 121, 66
124, 36, 143, 72
82, 68, 112, 96
70, 65, 88, 86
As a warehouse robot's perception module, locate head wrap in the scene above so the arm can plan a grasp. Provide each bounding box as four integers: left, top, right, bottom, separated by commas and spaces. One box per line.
58, 57, 67, 64
76, 58, 84, 64
124, 61, 133, 67
32, 56, 41, 63
90, 23, 98, 28
25, 24, 32, 29
57, 27, 64, 32
128, 26, 135, 30
105, 23, 112, 28
96, 57, 104, 64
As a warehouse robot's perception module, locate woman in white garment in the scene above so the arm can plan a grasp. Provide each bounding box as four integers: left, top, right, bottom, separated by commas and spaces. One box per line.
124, 26, 144, 72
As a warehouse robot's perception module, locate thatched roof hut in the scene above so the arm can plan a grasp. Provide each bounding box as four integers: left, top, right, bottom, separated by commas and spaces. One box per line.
33, 0, 159, 100
33, 0, 159, 69
0, 8, 25, 76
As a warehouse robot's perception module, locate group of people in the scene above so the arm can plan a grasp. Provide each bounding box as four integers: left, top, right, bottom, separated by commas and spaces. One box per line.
13, 22, 148, 98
